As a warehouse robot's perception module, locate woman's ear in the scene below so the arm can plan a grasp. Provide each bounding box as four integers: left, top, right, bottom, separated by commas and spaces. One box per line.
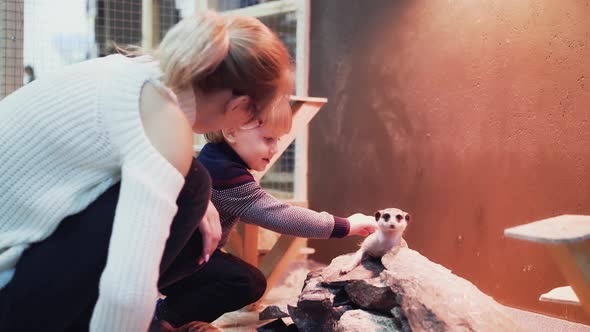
226, 95, 251, 114
222, 127, 238, 144
224, 95, 252, 128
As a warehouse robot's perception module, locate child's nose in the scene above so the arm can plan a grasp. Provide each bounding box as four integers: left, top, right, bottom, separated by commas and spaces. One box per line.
270, 143, 278, 154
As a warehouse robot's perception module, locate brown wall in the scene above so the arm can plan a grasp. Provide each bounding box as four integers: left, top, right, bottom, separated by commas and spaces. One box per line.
308, 0, 590, 324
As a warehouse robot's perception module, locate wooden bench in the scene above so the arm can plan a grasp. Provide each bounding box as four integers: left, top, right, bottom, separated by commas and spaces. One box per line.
539, 286, 580, 306
504, 215, 590, 315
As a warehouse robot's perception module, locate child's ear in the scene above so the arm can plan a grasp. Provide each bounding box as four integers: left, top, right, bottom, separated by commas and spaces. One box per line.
222, 127, 238, 144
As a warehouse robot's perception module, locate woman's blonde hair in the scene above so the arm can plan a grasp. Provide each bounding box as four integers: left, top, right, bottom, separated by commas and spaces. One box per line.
204, 94, 293, 143
156, 11, 293, 120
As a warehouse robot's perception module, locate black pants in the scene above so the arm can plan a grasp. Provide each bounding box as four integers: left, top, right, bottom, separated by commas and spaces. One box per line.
0, 159, 263, 331
158, 248, 266, 325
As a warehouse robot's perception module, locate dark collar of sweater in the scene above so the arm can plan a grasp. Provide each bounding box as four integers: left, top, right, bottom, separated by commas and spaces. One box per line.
197, 142, 255, 190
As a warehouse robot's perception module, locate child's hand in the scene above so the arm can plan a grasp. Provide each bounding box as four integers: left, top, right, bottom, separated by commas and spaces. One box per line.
347, 213, 377, 237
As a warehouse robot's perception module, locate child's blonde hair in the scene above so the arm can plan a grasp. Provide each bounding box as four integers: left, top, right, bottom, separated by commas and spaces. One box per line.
204, 94, 292, 143
156, 11, 293, 120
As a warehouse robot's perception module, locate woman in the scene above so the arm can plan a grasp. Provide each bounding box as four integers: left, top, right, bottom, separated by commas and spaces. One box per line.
0, 11, 292, 332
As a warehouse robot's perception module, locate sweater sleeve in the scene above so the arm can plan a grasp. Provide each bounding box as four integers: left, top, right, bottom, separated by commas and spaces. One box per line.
90, 158, 184, 332
89, 57, 189, 331
212, 181, 350, 239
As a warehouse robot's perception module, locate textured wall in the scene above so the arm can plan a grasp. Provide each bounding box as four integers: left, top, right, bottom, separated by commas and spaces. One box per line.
308, 0, 590, 323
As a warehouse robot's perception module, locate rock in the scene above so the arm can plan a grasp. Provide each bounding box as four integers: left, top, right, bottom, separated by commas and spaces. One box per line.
287, 285, 336, 330
259, 303, 292, 320
333, 305, 355, 319
331, 287, 353, 307
290, 255, 405, 331
321, 255, 385, 284
344, 278, 397, 314
149, 320, 220, 332
300, 287, 336, 304
256, 318, 299, 332
289, 246, 527, 332
381, 247, 527, 332
288, 301, 337, 331
336, 310, 401, 332
391, 306, 411, 332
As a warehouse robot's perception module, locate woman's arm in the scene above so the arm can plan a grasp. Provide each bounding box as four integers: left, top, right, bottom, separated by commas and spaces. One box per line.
90, 160, 184, 332
139, 82, 194, 177
90, 84, 194, 331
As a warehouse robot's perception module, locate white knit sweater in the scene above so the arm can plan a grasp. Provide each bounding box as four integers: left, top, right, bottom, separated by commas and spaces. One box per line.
0, 54, 192, 332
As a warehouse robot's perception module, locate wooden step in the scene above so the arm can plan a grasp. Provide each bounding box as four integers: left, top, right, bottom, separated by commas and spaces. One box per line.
539, 286, 581, 306
504, 215, 590, 244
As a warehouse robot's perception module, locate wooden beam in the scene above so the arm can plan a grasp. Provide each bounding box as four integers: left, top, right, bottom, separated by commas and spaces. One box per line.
194, 0, 210, 13
258, 235, 307, 298
505, 215, 590, 315
546, 241, 590, 315
142, 0, 161, 49
253, 97, 326, 182
142, 0, 153, 49
242, 223, 259, 266
294, 0, 311, 202
223, 229, 244, 257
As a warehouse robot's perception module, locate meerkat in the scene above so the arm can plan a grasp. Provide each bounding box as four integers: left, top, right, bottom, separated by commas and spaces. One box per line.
340, 208, 410, 275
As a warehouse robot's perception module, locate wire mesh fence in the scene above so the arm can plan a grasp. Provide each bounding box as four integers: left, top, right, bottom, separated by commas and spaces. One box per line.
1, 0, 302, 199
258, 9, 297, 199
209, 0, 280, 11
1, 0, 24, 98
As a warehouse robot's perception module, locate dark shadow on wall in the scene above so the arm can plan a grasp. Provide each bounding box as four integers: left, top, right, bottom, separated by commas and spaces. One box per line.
308, 0, 426, 259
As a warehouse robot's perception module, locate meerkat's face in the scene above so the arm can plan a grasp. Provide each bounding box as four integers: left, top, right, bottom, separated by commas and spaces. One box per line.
374, 208, 410, 233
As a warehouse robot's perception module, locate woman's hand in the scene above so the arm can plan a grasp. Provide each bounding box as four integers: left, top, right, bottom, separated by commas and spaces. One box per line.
347, 213, 377, 237
197, 201, 222, 265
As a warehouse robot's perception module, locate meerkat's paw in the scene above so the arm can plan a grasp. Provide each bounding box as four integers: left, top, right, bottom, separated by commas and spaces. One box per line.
340, 259, 361, 274
339, 264, 355, 275
340, 250, 363, 274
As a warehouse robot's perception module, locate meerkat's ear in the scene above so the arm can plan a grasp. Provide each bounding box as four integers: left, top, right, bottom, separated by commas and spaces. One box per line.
374, 211, 381, 221
405, 214, 411, 223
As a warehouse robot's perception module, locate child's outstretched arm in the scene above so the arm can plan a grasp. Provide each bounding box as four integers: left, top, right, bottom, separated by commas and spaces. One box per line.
196, 141, 376, 247
214, 180, 374, 239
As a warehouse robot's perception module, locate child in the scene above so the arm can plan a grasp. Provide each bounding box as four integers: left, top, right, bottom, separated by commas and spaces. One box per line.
154, 96, 377, 326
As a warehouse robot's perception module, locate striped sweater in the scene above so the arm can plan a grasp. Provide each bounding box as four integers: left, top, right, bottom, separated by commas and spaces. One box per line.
197, 142, 350, 248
